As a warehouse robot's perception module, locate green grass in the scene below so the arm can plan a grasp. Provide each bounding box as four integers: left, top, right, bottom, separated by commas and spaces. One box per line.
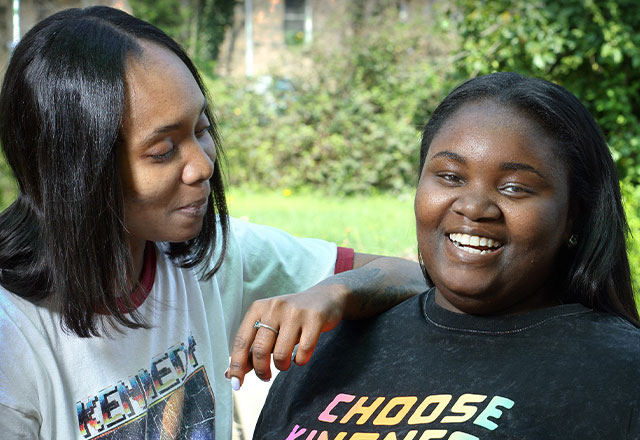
227, 187, 639, 303
226, 188, 418, 260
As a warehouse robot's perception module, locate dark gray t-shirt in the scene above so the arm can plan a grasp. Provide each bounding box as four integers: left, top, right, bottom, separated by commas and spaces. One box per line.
254, 289, 640, 440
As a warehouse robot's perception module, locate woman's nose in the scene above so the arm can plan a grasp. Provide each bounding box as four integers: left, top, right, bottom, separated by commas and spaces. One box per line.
182, 142, 215, 185
451, 186, 502, 221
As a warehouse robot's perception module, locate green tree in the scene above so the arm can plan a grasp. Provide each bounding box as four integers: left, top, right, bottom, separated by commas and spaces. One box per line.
450, 0, 640, 184
129, 0, 235, 66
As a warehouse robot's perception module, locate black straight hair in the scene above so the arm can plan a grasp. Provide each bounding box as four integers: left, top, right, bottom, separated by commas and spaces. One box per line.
0, 6, 229, 337
418, 72, 638, 325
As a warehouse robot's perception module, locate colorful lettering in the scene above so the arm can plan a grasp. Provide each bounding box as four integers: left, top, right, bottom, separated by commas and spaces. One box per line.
76, 396, 103, 438
441, 394, 487, 424
473, 396, 514, 430
188, 334, 199, 367
76, 336, 201, 438
168, 342, 188, 380
137, 368, 158, 401
340, 397, 385, 425
319, 394, 356, 423
118, 376, 147, 415
408, 395, 452, 425
286, 424, 308, 440
97, 386, 125, 428
151, 353, 181, 394
373, 397, 418, 426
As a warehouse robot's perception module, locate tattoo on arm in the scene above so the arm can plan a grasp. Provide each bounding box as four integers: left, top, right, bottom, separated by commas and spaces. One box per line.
318, 267, 419, 313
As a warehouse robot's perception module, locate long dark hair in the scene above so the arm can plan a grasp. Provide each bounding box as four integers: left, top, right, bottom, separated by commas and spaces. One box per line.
418, 72, 638, 325
0, 6, 229, 337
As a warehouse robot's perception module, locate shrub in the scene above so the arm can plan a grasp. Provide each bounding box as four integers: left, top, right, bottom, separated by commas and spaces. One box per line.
449, 0, 640, 183
622, 180, 640, 297
210, 6, 454, 195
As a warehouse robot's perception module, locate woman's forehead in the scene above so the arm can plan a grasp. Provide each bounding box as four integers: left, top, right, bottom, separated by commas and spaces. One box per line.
121, 42, 205, 146
428, 101, 566, 171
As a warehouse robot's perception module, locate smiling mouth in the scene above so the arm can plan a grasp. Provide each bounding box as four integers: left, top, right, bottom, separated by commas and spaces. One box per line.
448, 233, 503, 255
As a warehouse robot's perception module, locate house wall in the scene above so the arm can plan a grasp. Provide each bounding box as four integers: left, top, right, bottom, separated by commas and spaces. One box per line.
217, 0, 437, 78
218, 0, 350, 78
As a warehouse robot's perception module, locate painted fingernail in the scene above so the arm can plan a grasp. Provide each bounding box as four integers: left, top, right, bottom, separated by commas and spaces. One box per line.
231, 377, 241, 391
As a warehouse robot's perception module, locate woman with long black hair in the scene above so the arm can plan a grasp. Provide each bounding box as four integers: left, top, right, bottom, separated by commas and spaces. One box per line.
0, 7, 424, 439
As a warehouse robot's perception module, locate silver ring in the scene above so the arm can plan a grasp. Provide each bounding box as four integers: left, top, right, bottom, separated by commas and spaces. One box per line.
254, 320, 279, 335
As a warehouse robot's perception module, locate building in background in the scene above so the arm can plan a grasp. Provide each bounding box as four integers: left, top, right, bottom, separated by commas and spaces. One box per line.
218, 0, 435, 78
0, 0, 131, 71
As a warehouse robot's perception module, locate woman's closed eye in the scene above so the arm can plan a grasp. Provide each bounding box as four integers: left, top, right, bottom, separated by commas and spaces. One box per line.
149, 142, 175, 162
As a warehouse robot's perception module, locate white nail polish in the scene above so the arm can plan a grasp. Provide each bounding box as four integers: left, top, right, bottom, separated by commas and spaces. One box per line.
231, 377, 240, 391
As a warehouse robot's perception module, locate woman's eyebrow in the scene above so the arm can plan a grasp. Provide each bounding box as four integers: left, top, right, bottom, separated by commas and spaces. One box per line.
430, 150, 465, 163
499, 161, 545, 178
140, 99, 207, 146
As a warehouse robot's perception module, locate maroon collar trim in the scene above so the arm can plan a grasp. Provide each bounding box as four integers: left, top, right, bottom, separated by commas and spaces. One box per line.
97, 241, 157, 315
124, 241, 157, 311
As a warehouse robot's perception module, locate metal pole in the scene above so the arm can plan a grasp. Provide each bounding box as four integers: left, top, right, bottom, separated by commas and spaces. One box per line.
245, 0, 254, 77
304, 0, 312, 45
12, 0, 20, 49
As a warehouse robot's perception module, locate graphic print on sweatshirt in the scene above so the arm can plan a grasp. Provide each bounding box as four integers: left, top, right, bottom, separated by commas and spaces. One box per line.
76, 334, 215, 439
281, 392, 514, 440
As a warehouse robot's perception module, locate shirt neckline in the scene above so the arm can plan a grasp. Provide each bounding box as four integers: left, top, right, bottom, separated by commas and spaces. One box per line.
97, 241, 157, 315
125, 241, 157, 311
421, 287, 591, 335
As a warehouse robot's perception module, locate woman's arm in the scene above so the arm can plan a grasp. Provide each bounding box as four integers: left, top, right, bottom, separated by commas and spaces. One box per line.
226, 253, 426, 388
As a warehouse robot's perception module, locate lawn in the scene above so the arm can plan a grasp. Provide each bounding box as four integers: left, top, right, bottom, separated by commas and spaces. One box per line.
226, 188, 418, 260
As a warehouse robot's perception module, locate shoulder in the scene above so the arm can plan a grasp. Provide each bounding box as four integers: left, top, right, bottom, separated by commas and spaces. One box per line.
0, 288, 50, 411
307, 293, 426, 366
569, 310, 640, 355
0, 286, 50, 337
565, 310, 640, 346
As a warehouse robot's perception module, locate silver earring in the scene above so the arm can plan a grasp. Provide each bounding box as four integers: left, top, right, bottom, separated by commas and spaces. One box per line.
568, 234, 578, 248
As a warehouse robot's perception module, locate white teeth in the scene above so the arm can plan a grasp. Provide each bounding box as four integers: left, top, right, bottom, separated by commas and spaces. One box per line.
449, 233, 502, 251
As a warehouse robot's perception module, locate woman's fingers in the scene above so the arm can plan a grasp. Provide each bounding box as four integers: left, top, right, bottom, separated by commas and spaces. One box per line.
250, 321, 279, 381
227, 289, 344, 389
271, 323, 300, 372
293, 323, 322, 366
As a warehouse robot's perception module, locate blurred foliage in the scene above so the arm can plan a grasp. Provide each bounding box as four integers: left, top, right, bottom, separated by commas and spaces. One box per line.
449, 0, 640, 184
0, 155, 16, 209
212, 4, 452, 195
129, 0, 235, 68
622, 181, 640, 296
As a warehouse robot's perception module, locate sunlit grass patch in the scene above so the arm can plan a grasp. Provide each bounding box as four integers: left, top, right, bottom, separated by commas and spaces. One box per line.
227, 188, 418, 260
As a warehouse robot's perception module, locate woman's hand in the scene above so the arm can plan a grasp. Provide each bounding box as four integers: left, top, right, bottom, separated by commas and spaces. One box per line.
226, 283, 348, 388
226, 254, 426, 389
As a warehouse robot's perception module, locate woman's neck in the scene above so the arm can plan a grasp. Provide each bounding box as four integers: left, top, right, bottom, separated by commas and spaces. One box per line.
128, 238, 147, 287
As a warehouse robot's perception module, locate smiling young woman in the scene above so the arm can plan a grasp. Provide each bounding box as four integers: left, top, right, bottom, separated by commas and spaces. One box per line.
415, 100, 574, 315
253, 73, 640, 440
